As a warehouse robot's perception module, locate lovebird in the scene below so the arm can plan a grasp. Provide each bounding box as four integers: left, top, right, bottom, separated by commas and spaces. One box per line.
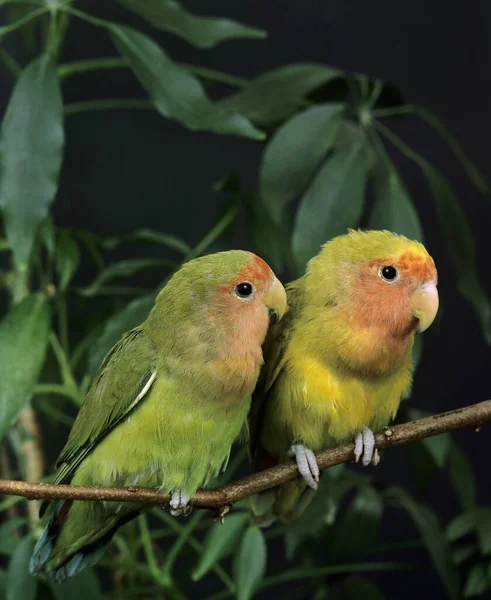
30, 250, 287, 582
249, 230, 439, 522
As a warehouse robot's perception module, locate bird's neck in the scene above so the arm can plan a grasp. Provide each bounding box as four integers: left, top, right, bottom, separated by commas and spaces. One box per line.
306, 306, 415, 380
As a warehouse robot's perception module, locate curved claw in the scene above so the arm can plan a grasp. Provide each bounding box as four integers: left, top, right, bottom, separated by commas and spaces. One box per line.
289, 444, 319, 490
170, 491, 192, 517
354, 427, 379, 467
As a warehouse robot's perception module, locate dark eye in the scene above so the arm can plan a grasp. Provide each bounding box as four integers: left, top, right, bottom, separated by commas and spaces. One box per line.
235, 282, 255, 298
380, 265, 399, 281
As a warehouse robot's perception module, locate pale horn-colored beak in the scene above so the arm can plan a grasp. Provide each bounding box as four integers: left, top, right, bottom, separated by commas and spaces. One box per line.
264, 277, 287, 325
411, 281, 439, 333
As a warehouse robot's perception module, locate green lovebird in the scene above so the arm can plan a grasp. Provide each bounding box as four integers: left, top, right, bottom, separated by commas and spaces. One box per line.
30, 250, 287, 583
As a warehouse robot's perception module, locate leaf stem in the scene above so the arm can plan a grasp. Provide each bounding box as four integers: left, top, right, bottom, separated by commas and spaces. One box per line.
0, 6, 46, 38
64, 98, 153, 116
49, 332, 79, 398
57, 57, 247, 88
0, 48, 21, 77
57, 296, 69, 353
161, 512, 203, 582
186, 204, 239, 261
155, 510, 236, 593
58, 57, 128, 79
205, 562, 415, 600
138, 514, 161, 577
373, 105, 488, 193
33, 383, 79, 404
260, 562, 415, 589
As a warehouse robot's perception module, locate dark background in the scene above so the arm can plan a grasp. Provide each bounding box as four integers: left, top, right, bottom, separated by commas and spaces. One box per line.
1, 1, 490, 598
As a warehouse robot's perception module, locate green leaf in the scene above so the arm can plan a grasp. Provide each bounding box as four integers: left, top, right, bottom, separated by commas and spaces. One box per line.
116, 0, 266, 48
70, 229, 104, 269
0, 293, 50, 443
50, 568, 102, 600
388, 487, 459, 599
0, 519, 28, 556
324, 484, 383, 563
0, 54, 64, 268
369, 167, 424, 242
421, 433, 451, 469
448, 444, 477, 510
408, 441, 438, 494
56, 230, 81, 292
103, 228, 191, 255
259, 103, 344, 223
80, 258, 174, 297
6, 535, 36, 600
475, 509, 491, 555
88, 294, 155, 375
0, 6, 45, 40
192, 513, 248, 581
234, 527, 267, 600
109, 25, 264, 139
220, 64, 343, 125
292, 135, 368, 269
38, 217, 56, 257
447, 511, 478, 542
285, 473, 356, 559
463, 563, 489, 598
0, 570, 6, 600
452, 543, 477, 564
424, 166, 491, 342
245, 193, 292, 274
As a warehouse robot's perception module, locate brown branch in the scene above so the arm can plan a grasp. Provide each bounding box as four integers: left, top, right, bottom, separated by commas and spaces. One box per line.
0, 399, 490, 511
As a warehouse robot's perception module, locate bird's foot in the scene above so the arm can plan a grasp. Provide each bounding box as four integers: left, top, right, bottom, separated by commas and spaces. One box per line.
288, 444, 320, 490
354, 427, 380, 466
169, 490, 192, 516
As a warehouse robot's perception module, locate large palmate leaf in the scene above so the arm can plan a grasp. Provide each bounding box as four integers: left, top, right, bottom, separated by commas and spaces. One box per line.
116, 0, 266, 48
109, 25, 264, 139
260, 103, 344, 224
292, 133, 369, 269
219, 64, 343, 125
369, 165, 424, 242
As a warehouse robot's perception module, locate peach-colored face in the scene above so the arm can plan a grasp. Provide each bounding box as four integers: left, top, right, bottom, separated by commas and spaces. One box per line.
348, 249, 438, 337
208, 253, 287, 354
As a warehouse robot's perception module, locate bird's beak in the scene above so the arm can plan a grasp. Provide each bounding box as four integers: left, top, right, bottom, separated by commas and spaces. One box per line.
264, 278, 287, 325
411, 281, 439, 333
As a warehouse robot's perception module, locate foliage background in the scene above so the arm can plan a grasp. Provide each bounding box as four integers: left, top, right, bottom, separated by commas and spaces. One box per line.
0, 1, 490, 599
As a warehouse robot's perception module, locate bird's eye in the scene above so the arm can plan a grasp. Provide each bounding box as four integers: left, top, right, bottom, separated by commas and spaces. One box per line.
379, 265, 399, 282
235, 282, 255, 299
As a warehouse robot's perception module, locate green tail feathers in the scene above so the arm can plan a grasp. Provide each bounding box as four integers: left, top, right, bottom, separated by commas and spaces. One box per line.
29, 499, 138, 583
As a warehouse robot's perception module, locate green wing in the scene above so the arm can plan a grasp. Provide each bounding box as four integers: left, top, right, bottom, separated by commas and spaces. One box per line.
53, 327, 158, 485
249, 280, 304, 461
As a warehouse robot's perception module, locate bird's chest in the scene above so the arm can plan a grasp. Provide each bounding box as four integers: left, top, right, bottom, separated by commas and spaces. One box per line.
285, 352, 411, 448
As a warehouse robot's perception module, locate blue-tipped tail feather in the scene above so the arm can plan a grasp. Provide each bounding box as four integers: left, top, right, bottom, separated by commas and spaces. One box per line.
30, 499, 139, 583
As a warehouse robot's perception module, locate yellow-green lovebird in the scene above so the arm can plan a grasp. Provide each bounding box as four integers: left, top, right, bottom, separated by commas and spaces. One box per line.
30, 250, 287, 582
249, 230, 438, 523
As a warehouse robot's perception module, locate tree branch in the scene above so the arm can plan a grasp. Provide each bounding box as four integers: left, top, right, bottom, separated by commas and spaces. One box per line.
0, 400, 489, 511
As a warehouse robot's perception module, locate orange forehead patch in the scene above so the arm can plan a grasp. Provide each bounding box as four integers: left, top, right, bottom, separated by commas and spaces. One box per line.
368, 249, 436, 281
236, 254, 272, 284
396, 250, 437, 281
